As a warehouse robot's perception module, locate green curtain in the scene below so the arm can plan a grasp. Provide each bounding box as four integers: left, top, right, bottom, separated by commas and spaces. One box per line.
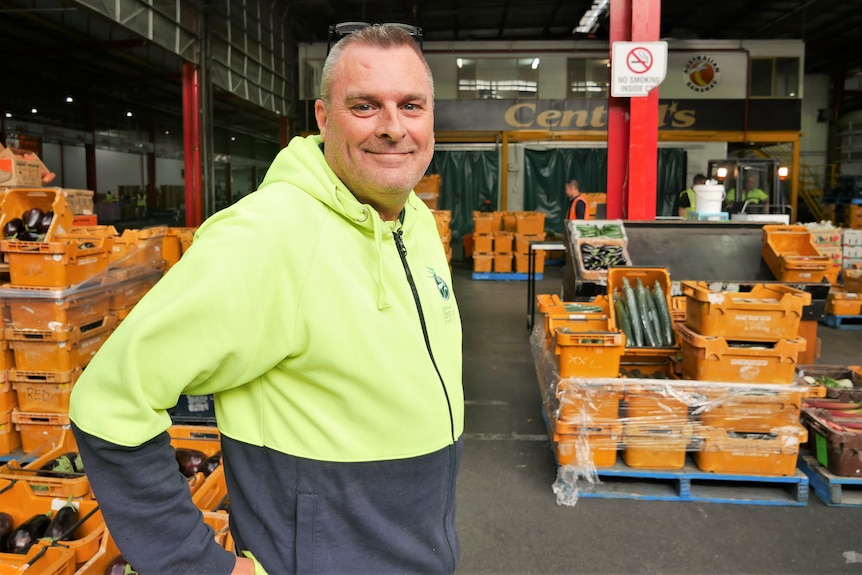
427, 149, 499, 240
523, 148, 607, 234
658, 148, 687, 218
523, 147, 688, 229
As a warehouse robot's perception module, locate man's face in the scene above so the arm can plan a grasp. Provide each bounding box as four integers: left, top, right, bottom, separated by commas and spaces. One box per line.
565, 184, 577, 198
315, 43, 434, 218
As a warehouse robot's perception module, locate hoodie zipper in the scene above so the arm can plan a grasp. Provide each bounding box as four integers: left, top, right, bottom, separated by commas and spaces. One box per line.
393, 229, 456, 442
394, 227, 458, 573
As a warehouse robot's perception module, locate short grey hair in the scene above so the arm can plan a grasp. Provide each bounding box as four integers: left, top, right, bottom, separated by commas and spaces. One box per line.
319, 25, 434, 106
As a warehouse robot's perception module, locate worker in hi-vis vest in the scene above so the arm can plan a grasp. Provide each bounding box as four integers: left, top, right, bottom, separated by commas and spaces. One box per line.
136, 192, 147, 218
564, 179, 590, 220
678, 174, 707, 219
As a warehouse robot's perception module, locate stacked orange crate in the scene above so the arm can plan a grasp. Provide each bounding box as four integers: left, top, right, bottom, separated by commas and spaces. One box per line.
807, 224, 842, 285
513, 211, 546, 274
432, 210, 452, 264
678, 281, 811, 476
471, 211, 500, 273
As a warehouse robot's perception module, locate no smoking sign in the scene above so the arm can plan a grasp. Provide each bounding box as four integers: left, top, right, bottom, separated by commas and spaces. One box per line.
611, 41, 668, 97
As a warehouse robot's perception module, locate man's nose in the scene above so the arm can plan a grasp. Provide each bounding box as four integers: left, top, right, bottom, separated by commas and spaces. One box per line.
376, 104, 406, 140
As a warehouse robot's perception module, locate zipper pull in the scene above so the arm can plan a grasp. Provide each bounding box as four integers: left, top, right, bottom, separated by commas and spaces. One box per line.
394, 229, 408, 257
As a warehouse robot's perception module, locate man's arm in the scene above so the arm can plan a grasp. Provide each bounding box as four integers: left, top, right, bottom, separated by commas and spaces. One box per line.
575, 197, 587, 219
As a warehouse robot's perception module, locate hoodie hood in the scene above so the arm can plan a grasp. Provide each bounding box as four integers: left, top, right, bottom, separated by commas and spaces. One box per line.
258, 134, 424, 309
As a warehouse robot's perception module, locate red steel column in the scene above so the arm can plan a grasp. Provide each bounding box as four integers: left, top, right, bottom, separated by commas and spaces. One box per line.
607, 0, 661, 220
606, 0, 632, 219
627, 0, 661, 220
182, 62, 203, 227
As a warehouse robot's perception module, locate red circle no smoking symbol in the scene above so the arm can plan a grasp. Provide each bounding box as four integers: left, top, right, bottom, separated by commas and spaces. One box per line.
626, 47, 653, 74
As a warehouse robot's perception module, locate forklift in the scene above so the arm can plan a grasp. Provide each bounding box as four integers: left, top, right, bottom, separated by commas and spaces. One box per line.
706, 158, 791, 223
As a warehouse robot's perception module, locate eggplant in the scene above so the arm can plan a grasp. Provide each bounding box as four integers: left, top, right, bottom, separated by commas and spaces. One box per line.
22, 207, 44, 231
44, 495, 79, 541
201, 451, 221, 477
38, 453, 83, 478
175, 448, 207, 477
104, 555, 139, 575
36, 210, 54, 234
0, 511, 13, 552
6, 512, 51, 554
17, 229, 41, 242
3, 217, 24, 239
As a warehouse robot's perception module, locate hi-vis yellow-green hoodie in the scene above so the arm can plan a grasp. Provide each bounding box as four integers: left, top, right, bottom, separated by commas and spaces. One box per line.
69, 134, 464, 574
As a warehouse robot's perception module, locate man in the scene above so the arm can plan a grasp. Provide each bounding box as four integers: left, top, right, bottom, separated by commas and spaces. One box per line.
564, 179, 589, 220
678, 173, 707, 219
69, 25, 463, 575
726, 173, 769, 212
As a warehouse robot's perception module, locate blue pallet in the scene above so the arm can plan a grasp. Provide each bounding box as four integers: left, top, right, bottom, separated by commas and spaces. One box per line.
471, 272, 540, 281
820, 314, 862, 330
567, 458, 809, 506
798, 455, 862, 507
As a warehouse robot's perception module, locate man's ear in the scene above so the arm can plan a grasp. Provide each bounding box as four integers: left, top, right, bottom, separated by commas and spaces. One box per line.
314, 99, 328, 140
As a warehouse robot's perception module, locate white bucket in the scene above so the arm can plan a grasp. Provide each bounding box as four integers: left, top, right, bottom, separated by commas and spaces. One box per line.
692, 183, 726, 214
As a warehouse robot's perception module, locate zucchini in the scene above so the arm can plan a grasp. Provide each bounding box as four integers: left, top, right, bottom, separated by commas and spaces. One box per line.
614, 290, 635, 347
635, 278, 658, 347
642, 281, 664, 347
653, 280, 674, 347
621, 277, 643, 346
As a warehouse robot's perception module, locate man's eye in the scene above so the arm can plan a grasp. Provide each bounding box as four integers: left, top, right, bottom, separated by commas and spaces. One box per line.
353, 104, 374, 112
403, 104, 420, 111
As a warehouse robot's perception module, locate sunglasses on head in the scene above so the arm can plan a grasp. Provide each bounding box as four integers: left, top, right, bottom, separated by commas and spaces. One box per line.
326, 22, 424, 55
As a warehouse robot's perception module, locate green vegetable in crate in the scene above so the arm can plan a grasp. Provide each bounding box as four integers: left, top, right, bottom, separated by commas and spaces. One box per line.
6, 511, 51, 554
601, 224, 624, 239
613, 290, 634, 347
635, 278, 659, 347
653, 280, 674, 347
621, 277, 644, 346
642, 281, 665, 347
38, 451, 85, 478
44, 495, 79, 541
576, 224, 600, 237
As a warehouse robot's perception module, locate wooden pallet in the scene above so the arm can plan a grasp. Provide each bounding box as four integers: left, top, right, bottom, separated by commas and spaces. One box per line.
798, 455, 862, 507
559, 457, 809, 507
820, 314, 862, 330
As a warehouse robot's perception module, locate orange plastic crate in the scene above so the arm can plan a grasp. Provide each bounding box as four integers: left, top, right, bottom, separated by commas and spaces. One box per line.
553, 422, 621, 468
677, 323, 805, 384
0, 410, 22, 455
0, 374, 17, 412
619, 356, 674, 379
514, 232, 546, 255
1, 234, 114, 288
160, 227, 196, 269
472, 212, 499, 234
493, 253, 513, 273
556, 385, 621, 424
109, 226, 168, 267
0, 188, 75, 242
513, 252, 544, 274
492, 231, 514, 254
554, 328, 625, 378
515, 211, 546, 235
108, 271, 162, 312
622, 422, 692, 470
472, 253, 493, 273
0, 479, 105, 566
12, 410, 70, 453
473, 234, 492, 253
761, 225, 830, 282
826, 291, 862, 316
0, 541, 76, 575
681, 281, 810, 341
844, 269, 862, 294
695, 386, 805, 432
2, 283, 113, 332
0, 428, 90, 498
10, 368, 83, 414
0, 340, 13, 371
623, 391, 689, 423
694, 426, 807, 476
608, 267, 678, 356
9, 316, 115, 371
192, 464, 229, 513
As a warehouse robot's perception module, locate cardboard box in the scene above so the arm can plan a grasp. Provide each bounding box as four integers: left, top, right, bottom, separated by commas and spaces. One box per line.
0, 148, 42, 188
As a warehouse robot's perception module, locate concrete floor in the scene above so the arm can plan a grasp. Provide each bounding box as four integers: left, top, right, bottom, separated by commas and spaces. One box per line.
452, 260, 862, 575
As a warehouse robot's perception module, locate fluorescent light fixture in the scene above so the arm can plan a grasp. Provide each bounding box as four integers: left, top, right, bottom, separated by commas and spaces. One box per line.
66, 96, 74, 103
126, 111, 133, 117
531, 58, 540, 70
575, 0, 610, 34
457, 58, 463, 68
4, 112, 11, 118
31, 108, 38, 114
